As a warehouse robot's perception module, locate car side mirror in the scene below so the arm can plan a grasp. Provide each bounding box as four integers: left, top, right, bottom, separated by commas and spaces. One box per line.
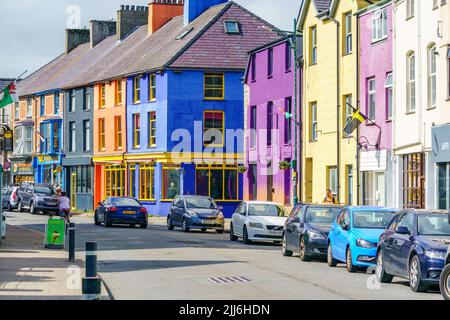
218, 205, 223, 211
98, 202, 103, 207
342, 223, 349, 231
395, 226, 410, 235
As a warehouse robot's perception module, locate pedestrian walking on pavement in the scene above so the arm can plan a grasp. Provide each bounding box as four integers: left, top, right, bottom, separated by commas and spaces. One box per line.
323, 189, 338, 205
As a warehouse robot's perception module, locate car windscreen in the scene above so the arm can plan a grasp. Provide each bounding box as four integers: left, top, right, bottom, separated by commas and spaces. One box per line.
34, 186, 56, 195
305, 207, 340, 226
418, 214, 450, 236
353, 211, 396, 229
110, 198, 140, 207
248, 204, 287, 217
185, 197, 217, 209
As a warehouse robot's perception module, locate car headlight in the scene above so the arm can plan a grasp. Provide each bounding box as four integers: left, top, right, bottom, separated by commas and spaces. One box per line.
424, 250, 447, 260
307, 230, 325, 240
217, 212, 224, 220
356, 239, 376, 249
187, 211, 197, 217
248, 222, 264, 229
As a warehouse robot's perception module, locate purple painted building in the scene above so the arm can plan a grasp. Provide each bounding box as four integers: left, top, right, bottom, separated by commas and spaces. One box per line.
357, 0, 393, 207
243, 38, 299, 207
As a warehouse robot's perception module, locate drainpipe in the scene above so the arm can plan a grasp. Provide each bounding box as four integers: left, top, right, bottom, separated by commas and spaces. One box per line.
356, 12, 361, 206
328, 14, 341, 202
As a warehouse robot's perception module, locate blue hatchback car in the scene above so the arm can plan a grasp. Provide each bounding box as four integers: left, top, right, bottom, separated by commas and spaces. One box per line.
327, 206, 397, 273
376, 209, 450, 292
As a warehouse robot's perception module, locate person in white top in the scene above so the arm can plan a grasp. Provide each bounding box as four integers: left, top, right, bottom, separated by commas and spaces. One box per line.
59, 191, 71, 223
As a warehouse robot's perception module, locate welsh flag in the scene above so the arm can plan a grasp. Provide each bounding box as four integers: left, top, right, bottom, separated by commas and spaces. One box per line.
0, 81, 18, 108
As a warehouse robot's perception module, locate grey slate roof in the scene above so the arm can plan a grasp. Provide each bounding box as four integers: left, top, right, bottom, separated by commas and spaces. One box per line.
314, 0, 332, 13
17, 1, 282, 97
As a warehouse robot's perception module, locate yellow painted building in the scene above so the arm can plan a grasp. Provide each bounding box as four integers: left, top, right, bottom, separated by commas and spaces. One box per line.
298, 0, 373, 205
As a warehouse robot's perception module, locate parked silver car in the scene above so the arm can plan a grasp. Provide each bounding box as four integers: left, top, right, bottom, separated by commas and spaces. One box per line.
1, 186, 19, 211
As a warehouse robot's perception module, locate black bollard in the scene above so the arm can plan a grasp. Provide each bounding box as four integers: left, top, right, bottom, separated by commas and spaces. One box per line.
82, 242, 101, 300
68, 223, 75, 262
85, 242, 97, 277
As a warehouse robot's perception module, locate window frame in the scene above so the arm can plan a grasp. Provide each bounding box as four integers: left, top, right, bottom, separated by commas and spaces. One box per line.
195, 164, 239, 201
224, 20, 241, 34
104, 165, 126, 198
133, 76, 141, 104
83, 119, 90, 153
69, 121, 76, 153
371, 7, 388, 43
98, 118, 105, 151
161, 164, 181, 201
148, 74, 156, 102
132, 113, 140, 149
204, 73, 225, 100
427, 44, 437, 109
99, 84, 106, 109
406, 0, 415, 19
138, 163, 155, 201
54, 92, 60, 115
367, 78, 376, 121
343, 11, 353, 55
115, 80, 122, 106
344, 94, 353, 137
114, 116, 122, 151
310, 25, 317, 65
268, 47, 274, 77
148, 111, 156, 148
385, 73, 393, 121
407, 52, 416, 113
203, 110, 225, 147
26, 98, 32, 118
310, 102, 318, 142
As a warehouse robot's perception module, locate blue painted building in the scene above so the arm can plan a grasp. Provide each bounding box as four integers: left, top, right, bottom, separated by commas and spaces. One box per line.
118, 0, 282, 217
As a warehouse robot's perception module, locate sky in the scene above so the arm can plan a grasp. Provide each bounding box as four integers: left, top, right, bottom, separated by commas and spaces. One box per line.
0, 0, 302, 79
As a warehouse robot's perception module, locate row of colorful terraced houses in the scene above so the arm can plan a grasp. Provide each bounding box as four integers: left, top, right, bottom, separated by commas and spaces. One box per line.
6, 0, 450, 218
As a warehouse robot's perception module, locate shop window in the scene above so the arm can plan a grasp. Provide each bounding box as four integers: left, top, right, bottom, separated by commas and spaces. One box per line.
162, 165, 180, 200
403, 153, 425, 209
139, 164, 155, 201
195, 164, 239, 201
104, 165, 126, 198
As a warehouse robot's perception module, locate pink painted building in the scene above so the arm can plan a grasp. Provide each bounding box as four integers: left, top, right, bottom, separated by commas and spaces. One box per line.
357, 0, 393, 207
243, 37, 300, 207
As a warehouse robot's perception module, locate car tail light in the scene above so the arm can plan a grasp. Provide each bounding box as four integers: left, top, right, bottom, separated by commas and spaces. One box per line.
11, 190, 17, 201
108, 207, 118, 212
139, 207, 147, 213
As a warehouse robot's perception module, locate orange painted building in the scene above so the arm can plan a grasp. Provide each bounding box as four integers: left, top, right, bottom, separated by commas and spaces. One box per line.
93, 79, 128, 205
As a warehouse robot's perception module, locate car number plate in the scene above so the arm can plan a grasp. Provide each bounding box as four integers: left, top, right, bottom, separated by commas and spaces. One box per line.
202, 220, 216, 225
124, 211, 136, 215
269, 230, 282, 235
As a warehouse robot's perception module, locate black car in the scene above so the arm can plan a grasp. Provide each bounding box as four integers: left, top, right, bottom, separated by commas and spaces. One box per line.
167, 195, 225, 233
282, 204, 342, 261
94, 197, 148, 228
16, 184, 59, 215
440, 212, 450, 300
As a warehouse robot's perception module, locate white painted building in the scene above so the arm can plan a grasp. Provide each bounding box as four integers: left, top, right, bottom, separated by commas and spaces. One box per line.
392, 0, 450, 209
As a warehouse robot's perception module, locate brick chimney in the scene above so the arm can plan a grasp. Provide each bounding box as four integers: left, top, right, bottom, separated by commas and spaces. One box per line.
148, 0, 184, 35
90, 20, 116, 48
65, 29, 90, 54
117, 5, 148, 41
184, 0, 228, 25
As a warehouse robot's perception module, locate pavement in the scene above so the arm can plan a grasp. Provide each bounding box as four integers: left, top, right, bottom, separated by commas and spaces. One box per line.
0, 218, 109, 300
2, 211, 444, 300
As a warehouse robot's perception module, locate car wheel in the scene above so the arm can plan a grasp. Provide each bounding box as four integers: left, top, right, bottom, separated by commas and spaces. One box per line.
376, 250, 393, 283
167, 216, 174, 231
200, 228, 207, 233
440, 264, 450, 300
327, 243, 338, 267
182, 219, 190, 233
141, 223, 148, 229
216, 229, 224, 234
346, 247, 357, 273
6, 203, 12, 211
299, 236, 311, 262
29, 202, 37, 215
242, 226, 251, 244
17, 200, 23, 213
94, 212, 101, 226
104, 215, 112, 228
281, 233, 293, 257
409, 255, 428, 292
130, 223, 136, 228
230, 223, 238, 241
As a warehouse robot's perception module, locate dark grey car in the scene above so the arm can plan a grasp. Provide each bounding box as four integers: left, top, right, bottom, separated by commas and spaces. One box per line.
17, 184, 59, 215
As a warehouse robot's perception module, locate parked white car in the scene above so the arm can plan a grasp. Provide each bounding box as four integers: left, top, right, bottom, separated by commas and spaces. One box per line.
230, 201, 288, 244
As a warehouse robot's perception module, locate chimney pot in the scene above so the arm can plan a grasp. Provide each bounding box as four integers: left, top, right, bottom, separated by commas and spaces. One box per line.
117, 4, 148, 40
148, 0, 184, 35
65, 29, 90, 54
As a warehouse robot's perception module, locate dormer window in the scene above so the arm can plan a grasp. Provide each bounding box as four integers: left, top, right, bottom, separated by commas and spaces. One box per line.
224, 21, 240, 34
